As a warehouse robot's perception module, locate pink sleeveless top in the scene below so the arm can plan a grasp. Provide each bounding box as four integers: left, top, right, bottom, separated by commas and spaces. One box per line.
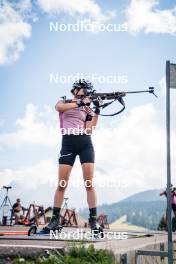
57, 101, 95, 135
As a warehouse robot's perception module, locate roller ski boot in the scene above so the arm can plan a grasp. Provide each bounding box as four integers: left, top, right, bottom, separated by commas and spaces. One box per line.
28, 215, 63, 236
89, 217, 104, 238
42, 215, 62, 233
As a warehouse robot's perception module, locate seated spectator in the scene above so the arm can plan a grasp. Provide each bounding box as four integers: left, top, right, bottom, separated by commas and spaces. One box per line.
12, 198, 26, 224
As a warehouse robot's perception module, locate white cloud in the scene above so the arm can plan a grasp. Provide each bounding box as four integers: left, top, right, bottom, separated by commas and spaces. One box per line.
0, 159, 56, 189
158, 76, 176, 127
93, 104, 166, 190
0, 104, 59, 148
125, 0, 176, 35
159, 76, 166, 96
37, 0, 115, 23
0, 1, 32, 65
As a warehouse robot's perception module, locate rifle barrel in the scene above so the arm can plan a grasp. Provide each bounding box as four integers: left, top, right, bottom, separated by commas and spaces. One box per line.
61, 88, 156, 102
125, 90, 152, 94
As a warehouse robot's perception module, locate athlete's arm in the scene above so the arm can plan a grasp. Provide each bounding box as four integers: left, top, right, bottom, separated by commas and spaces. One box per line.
160, 191, 167, 196
55, 101, 78, 112
55, 97, 91, 112
85, 114, 99, 133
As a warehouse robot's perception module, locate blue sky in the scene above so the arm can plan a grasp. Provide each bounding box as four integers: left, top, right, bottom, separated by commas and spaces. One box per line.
0, 0, 176, 209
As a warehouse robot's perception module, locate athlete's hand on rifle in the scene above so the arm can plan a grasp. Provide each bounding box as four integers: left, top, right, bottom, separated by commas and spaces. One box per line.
94, 108, 100, 115
76, 97, 92, 107
93, 96, 103, 115
93, 96, 103, 108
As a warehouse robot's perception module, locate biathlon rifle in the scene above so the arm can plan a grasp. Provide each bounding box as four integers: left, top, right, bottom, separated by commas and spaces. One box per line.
61, 87, 157, 116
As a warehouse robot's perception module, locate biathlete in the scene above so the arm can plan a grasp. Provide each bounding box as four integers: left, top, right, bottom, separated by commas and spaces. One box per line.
160, 185, 176, 231
43, 80, 102, 235
160, 186, 176, 218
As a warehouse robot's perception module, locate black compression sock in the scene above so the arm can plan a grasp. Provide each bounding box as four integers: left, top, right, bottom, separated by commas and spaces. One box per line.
53, 207, 61, 217
89, 207, 97, 220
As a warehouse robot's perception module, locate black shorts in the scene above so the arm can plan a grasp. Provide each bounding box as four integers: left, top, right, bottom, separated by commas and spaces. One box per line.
58, 134, 95, 166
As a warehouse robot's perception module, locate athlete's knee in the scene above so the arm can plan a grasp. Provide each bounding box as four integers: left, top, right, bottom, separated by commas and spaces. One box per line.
57, 179, 68, 191
84, 179, 94, 191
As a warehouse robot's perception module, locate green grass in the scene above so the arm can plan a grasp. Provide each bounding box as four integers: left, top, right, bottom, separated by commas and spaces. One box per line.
14, 245, 119, 264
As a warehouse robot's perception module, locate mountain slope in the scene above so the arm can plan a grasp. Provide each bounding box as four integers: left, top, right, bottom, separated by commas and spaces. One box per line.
79, 189, 166, 230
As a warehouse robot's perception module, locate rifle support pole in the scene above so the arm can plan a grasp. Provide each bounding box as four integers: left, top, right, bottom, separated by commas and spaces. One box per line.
166, 60, 173, 264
